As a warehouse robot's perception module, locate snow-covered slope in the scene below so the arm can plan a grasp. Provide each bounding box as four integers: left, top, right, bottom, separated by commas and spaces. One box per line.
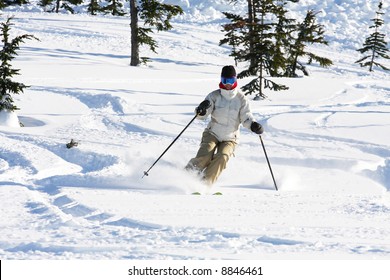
0, 0, 390, 260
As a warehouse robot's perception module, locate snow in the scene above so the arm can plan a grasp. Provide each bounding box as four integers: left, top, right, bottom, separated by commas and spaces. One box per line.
0, 110, 20, 127
0, 0, 390, 265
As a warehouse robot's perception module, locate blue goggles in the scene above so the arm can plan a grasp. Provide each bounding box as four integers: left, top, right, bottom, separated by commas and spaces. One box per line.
221, 76, 237, 85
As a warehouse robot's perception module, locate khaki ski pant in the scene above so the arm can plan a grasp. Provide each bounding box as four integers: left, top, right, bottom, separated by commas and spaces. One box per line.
186, 131, 236, 185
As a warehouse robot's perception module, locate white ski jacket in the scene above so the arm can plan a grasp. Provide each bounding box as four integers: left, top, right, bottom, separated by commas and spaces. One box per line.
198, 88, 255, 143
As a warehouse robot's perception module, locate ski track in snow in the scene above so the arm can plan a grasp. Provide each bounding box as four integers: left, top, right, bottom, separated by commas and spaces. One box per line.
3, 185, 390, 259
1, 3, 390, 259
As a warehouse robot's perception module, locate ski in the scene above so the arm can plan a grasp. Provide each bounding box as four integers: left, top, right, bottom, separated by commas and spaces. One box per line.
191, 192, 222, 195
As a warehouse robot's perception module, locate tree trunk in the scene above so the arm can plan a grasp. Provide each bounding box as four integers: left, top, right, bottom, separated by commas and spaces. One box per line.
369, 26, 379, 72
247, 0, 257, 73
257, 9, 265, 99
130, 0, 139, 66
55, 0, 60, 13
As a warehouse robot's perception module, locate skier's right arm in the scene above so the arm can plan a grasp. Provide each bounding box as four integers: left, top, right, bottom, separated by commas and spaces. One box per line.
196, 99, 211, 116
195, 90, 218, 119
195, 94, 214, 119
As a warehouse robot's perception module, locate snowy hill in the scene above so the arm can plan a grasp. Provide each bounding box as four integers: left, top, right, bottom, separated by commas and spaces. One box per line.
4, 0, 390, 48
1, 0, 390, 263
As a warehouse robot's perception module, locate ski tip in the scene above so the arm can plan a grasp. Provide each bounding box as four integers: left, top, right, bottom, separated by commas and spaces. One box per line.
191, 192, 223, 195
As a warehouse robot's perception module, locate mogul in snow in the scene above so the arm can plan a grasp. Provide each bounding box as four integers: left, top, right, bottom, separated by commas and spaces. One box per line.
186, 65, 264, 185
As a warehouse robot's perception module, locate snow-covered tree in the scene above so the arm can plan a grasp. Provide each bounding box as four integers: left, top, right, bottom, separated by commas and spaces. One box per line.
38, 0, 82, 13
37, 0, 52, 11
221, 0, 289, 99
285, 10, 333, 77
87, 0, 104, 15
356, 1, 389, 72
1, 0, 29, 7
0, 17, 38, 112
104, 0, 126, 16
270, 0, 297, 77
130, 0, 183, 66
221, 1, 333, 97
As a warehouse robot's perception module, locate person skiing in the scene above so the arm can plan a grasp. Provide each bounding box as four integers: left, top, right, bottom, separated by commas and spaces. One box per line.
185, 65, 264, 186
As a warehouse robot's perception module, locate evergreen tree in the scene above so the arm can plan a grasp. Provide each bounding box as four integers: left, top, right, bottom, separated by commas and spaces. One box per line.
246, 0, 257, 73
87, 0, 104, 15
130, 0, 183, 66
219, 12, 243, 67
39, 0, 82, 13
285, 10, 332, 77
1, 0, 29, 7
221, 0, 289, 99
104, 0, 126, 16
54, 0, 61, 12
38, 0, 53, 10
62, 0, 82, 14
0, 17, 38, 112
356, 1, 389, 72
270, 0, 297, 77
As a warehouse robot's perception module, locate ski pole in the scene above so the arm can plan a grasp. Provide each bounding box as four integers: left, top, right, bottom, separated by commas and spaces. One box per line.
143, 114, 198, 178
259, 135, 278, 191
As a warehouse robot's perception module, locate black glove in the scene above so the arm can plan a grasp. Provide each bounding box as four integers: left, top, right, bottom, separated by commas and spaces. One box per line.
196, 100, 211, 116
251, 121, 264, 134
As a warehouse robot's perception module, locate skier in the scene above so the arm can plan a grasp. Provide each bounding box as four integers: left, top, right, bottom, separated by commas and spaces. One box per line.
185, 65, 264, 186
